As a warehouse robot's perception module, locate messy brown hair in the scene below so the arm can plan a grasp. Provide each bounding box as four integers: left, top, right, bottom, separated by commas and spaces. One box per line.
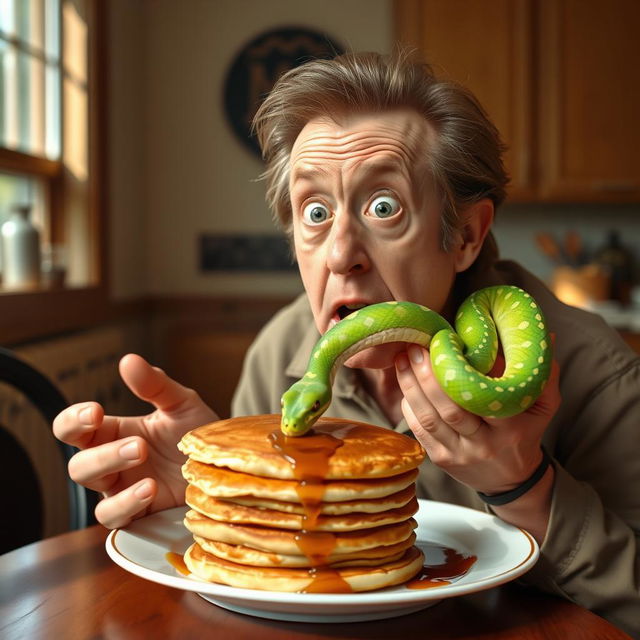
253, 49, 508, 251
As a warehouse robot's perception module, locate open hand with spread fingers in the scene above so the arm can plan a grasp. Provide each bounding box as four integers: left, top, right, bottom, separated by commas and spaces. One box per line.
53, 353, 217, 529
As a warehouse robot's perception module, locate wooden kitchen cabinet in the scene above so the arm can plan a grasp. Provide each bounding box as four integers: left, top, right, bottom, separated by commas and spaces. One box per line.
393, 0, 640, 203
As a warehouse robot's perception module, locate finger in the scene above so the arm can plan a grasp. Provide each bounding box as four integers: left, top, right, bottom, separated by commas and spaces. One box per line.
407, 345, 483, 438
528, 357, 561, 418
94, 478, 157, 529
53, 401, 106, 448
395, 351, 457, 448
67, 436, 148, 492
119, 353, 198, 413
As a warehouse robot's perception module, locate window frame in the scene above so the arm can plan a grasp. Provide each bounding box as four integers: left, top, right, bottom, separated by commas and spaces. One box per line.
0, 0, 108, 346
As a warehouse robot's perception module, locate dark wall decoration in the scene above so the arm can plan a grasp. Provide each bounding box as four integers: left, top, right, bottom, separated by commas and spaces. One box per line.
223, 27, 344, 157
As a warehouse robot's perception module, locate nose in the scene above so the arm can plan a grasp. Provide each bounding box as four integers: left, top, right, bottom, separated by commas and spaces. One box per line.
326, 213, 371, 275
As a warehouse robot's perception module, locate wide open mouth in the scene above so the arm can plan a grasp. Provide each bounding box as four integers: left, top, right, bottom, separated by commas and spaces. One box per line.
336, 303, 368, 320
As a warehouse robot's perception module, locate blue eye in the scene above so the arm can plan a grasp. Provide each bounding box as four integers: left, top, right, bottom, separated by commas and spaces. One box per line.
302, 202, 330, 224
368, 195, 400, 218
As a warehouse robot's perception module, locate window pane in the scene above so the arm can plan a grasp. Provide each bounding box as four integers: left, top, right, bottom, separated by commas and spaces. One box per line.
45, 0, 60, 61
14, 47, 45, 155
45, 61, 59, 158
0, 40, 18, 149
0, 0, 60, 159
0, 0, 16, 37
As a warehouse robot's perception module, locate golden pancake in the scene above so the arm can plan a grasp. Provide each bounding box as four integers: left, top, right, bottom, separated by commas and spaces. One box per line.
184, 510, 418, 555
222, 484, 415, 515
184, 542, 424, 592
186, 484, 419, 531
178, 415, 425, 480
192, 533, 417, 568
182, 459, 418, 503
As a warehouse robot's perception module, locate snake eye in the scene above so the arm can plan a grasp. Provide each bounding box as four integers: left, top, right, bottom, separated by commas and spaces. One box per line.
312, 400, 321, 412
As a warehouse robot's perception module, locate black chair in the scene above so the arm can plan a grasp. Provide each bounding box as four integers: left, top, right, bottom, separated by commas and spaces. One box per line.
0, 346, 97, 554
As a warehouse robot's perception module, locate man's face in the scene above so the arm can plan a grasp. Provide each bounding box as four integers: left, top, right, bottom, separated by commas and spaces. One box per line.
289, 109, 465, 370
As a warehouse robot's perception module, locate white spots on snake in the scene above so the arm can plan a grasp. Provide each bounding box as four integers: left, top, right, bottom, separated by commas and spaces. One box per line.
535, 314, 542, 321
304, 372, 317, 379
510, 301, 520, 310
445, 370, 456, 382
533, 368, 539, 375
504, 291, 512, 299
432, 338, 441, 348
489, 400, 503, 412
434, 354, 447, 366
461, 391, 473, 401
520, 396, 532, 409
514, 362, 524, 369
348, 310, 360, 319
386, 301, 398, 305
464, 326, 473, 333
364, 316, 375, 328
538, 356, 544, 364
495, 386, 504, 392
479, 382, 488, 389
508, 386, 515, 392
521, 340, 532, 348
527, 376, 533, 381
538, 322, 545, 329
530, 301, 537, 308
464, 365, 473, 372
519, 382, 526, 387
518, 321, 530, 330
457, 355, 465, 361
540, 339, 548, 349
394, 306, 408, 317
321, 339, 329, 349
313, 351, 320, 359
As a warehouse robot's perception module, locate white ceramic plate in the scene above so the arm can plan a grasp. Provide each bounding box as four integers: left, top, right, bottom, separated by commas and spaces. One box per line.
106, 500, 538, 623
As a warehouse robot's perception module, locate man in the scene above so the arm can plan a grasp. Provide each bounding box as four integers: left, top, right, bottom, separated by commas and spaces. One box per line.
54, 52, 639, 635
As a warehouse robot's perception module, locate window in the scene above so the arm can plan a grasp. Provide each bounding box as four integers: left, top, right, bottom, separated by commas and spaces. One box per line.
0, 0, 100, 292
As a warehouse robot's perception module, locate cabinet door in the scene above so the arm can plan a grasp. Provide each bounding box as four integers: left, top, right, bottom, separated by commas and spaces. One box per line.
394, 0, 535, 200
537, 0, 640, 201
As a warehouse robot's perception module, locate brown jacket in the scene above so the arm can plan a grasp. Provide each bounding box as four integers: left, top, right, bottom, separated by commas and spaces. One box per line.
232, 260, 640, 637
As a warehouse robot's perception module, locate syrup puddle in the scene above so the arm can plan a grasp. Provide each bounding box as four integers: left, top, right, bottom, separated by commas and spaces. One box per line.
406, 544, 477, 589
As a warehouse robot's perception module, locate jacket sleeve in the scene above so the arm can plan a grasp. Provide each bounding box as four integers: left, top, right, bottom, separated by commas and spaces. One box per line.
522, 360, 640, 638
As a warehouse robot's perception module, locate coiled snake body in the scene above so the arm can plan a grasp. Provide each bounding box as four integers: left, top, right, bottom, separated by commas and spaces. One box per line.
280, 285, 552, 436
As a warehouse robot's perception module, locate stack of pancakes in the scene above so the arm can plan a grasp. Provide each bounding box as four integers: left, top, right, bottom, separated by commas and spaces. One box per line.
177, 414, 426, 593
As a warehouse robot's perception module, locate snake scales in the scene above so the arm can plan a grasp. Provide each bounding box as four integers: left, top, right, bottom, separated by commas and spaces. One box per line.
280, 285, 552, 436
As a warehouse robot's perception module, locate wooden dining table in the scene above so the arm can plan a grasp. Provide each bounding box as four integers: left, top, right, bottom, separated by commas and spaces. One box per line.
0, 524, 632, 640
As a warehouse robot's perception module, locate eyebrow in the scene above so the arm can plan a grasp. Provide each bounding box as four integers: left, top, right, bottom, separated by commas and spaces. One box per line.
290, 165, 331, 184
291, 157, 409, 185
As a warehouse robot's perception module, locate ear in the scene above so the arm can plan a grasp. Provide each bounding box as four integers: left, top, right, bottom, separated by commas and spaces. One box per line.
453, 198, 494, 273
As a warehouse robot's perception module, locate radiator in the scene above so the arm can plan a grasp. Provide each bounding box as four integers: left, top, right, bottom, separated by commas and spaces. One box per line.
1, 325, 139, 538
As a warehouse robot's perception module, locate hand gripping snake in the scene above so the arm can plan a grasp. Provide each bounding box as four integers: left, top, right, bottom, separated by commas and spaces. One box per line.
280, 285, 552, 436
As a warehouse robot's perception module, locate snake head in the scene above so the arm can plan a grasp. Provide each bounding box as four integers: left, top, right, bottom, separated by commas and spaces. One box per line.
280, 378, 331, 436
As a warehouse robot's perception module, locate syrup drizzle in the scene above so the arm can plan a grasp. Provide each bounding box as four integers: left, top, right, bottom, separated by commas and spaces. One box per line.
406, 547, 477, 589
268, 427, 354, 592
165, 551, 190, 576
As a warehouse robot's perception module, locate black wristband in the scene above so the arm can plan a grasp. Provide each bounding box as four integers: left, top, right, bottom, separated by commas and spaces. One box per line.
477, 448, 551, 506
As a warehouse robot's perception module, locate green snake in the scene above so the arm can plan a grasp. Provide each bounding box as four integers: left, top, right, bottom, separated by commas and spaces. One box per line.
280, 285, 552, 436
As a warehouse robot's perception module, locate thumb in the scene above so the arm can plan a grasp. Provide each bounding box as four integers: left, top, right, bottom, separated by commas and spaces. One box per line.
118, 353, 196, 413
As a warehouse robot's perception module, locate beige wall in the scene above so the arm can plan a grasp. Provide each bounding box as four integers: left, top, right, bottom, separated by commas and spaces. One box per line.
108, 0, 393, 300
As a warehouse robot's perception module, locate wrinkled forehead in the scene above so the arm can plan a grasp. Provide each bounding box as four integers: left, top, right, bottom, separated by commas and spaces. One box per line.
289, 109, 435, 181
